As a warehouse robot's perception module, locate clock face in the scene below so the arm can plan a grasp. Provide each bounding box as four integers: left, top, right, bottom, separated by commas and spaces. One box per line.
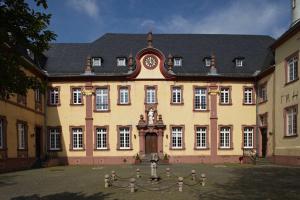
143, 55, 158, 69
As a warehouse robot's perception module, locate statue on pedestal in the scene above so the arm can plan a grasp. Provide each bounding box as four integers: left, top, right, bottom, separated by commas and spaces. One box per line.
148, 108, 154, 125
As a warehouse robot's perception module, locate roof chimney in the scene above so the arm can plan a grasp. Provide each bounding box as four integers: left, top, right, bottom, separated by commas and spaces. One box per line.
209, 53, 217, 75
291, 0, 300, 26
147, 32, 153, 47
128, 52, 134, 72
83, 55, 94, 75
167, 53, 173, 72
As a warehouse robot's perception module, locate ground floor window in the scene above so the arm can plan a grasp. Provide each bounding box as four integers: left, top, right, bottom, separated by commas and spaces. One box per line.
72, 128, 83, 150
49, 128, 61, 150
220, 127, 231, 149
243, 127, 254, 148
172, 127, 183, 149
17, 122, 26, 150
286, 105, 298, 136
96, 128, 107, 149
196, 127, 207, 148
119, 127, 130, 149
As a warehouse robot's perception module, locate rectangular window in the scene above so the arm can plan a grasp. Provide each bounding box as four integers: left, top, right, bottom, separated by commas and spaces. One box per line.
194, 88, 207, 110
117, 58, 126, 66
243, 127, 254, 148
196, 127, 206, 149
244, 88, 253, 104
72, 128, 83, 150
49, 128, 60, 150
258, 85, 267, 102
287, 56, 298, 83
146, 87, 156, 104
35, 89, 41, 103
17, 123, 26, 150
0, 119, 3, 149
172, 127, 182, 149
119, 127, 130, 149
171, 87, 182, 104
286, 106, 297, 136
72, 88, 82, 104
92, 57, 102, 67
119, 87, 129, 104
95, 88, 109, 111
220, 87, 230, 104
205, 58, 211, 67
174, 58, 182, 66
236, 59, 243, 67
96, 128, 107, 149
220, 127, 231, 149
49, 88, 59, 105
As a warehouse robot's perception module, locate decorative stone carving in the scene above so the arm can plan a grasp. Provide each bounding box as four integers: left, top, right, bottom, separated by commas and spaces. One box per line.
148, 108, 154, 125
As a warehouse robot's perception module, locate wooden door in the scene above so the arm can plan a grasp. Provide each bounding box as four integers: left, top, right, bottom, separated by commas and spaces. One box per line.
261, 128, 268, 157
145, 133, 158, 154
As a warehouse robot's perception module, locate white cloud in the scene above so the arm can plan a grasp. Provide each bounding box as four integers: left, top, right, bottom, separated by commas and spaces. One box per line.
67, 0, 99, 19
141, 1, 288, 38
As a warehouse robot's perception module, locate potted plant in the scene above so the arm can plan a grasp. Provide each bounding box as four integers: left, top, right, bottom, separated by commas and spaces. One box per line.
160, 153, 169, 164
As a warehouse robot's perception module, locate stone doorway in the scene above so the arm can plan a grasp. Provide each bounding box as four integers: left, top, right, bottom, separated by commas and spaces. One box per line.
145, 133, 158, 154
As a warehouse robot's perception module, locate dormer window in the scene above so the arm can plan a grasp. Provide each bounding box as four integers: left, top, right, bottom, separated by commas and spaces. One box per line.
174, 57, 182, 67
117, 58, 126, 66
92, 57, 102, 67
234, 57, 245, 67
204, 58, 211, 67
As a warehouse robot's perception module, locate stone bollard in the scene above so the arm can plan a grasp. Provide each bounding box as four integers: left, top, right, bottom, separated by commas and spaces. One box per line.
136, 168, 141, 178
111, 171, 116, 181
130, 178, 136, 193
166, 168, 170, 177
191, 169, 196, 181
104, 174, 110, 188
201, 173, 206, 186
178, 177, 183, 192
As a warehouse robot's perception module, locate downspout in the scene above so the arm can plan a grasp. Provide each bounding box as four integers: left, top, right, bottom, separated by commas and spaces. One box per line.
254, 79, 259, 158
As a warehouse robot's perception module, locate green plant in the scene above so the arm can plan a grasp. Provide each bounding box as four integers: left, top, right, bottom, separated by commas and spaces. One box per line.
163, 153, 169, 160
135, 153, 141, 161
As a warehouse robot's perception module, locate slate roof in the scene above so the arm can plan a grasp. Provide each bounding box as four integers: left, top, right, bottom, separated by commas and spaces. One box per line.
44, 33, 275, 78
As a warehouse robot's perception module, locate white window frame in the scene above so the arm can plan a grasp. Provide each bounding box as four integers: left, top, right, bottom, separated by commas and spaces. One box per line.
220, 88, 230, 104
119, 127, 130, 149
49, 88, 59, 105
196, 127, 206, 149
205, 58, 211, 67
286, 107, 297, 136
117, 58, 126, 66
72, 128, 83, 150
172, 127, 183, 149
119, 88, 129, 104
17, 123, 25, 150
35, 88, 41, 103
194, 88, 207, 110
146, 88, 156, 104
243, 127, 254, 149
72, 88, 82, 104
0, 119, 3, 149
220, 127, 230, 149
244, 88, 253, 104
287, 57, 298, 82
49, 128, 60, 150
96, 128, 107, 149
172, 87, 182, 104
174, 58, 182, 67
236, 59, 243, 67
95, 88, 109, 111
92, 57, 102, 67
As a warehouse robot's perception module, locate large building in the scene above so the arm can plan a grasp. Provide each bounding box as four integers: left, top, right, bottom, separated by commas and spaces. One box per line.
0, 1, 299, 172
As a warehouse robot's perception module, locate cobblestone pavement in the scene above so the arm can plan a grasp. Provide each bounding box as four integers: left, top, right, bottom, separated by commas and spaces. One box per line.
0, 164, 299, 200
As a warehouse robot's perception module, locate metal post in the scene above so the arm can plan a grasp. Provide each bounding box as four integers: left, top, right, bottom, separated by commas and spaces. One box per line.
178, 177, 183, 192
191, 169, 196, 181
201, 173, 206, 186
166, 167, 170, 177
136, 168, 140, 178
104, 174, 110, 188
130, 178, 136, 193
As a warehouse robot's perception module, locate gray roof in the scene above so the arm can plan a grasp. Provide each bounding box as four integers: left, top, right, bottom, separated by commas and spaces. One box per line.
44, 33, 275, 77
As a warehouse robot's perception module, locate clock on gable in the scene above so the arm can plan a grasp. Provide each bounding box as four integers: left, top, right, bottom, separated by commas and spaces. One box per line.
143, 55, 158, 69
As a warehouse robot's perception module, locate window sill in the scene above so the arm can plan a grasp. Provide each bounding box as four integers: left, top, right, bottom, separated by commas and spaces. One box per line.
193, 109, 210, 112
93, 109, 111, 113
169, 147, 186, 151
48, 104, 61, 107
218, 147, 234, 150
243, 103, 256, 106
285, 78, 299, 86
48, 149, 62, 152
194, 147, 210, 150
170, 102, 184, 106
70, 103, 84, 106
69, 149, 85, 151
144, 103, 158, 105
94, 148, 110, 151
219, 103, 232, 106
117, 103, 131, 106
117, 148, 133, 151
258, 100, 268, 105
283, 134, 298, 138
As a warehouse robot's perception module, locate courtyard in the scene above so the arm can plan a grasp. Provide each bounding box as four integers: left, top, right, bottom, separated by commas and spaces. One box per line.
0, 163, 299, 200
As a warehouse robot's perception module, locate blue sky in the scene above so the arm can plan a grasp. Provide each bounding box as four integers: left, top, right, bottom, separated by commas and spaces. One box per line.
30, 0, 291, 43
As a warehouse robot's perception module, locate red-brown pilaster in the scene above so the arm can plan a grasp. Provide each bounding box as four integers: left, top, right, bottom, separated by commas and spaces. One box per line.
85, 82, 93, 157
209, 84, 218, 159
